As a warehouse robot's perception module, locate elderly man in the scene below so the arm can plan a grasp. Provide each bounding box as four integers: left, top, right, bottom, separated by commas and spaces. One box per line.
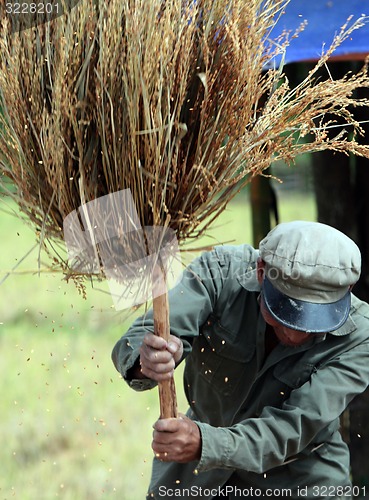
112, 221, 369, 499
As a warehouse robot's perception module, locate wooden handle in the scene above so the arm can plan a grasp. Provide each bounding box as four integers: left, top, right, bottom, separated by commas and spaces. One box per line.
152, 267, 178, 419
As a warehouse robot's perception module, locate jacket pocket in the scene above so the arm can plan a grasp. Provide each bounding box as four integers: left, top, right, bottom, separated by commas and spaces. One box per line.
201, 315, 255, 362
194, 317, 256, 396
273, 359, 316, 389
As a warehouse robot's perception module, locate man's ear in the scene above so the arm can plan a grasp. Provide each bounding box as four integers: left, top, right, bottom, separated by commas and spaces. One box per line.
256, 257, 265, 285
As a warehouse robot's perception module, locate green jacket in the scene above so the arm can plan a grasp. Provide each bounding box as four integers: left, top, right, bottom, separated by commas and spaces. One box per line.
112, 245, 369, 499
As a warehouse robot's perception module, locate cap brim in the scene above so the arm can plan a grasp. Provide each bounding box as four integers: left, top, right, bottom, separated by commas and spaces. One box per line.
262, 277, 351, 333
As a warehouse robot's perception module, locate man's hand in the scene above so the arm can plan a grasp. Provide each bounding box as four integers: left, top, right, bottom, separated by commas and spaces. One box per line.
152, 414, 202, 463
139, 333, 183, 382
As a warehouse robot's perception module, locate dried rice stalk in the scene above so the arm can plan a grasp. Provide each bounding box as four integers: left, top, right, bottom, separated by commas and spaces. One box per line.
1, 1, 368, 246
1, 0, 369, 417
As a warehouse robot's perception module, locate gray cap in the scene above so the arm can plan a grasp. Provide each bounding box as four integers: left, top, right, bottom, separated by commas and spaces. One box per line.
259, 221, 361, 333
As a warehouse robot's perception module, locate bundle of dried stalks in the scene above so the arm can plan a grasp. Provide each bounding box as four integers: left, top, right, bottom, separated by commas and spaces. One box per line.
1, 0, 369, 416
1, 0, 368, 247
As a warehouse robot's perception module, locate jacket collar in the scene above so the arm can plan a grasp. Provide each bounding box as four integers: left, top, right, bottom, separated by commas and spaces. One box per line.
329, 313, 356, 336
236, 255, 261, 293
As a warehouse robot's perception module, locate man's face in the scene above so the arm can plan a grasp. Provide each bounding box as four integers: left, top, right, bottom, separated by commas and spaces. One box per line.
259, 293, 312, 347
256, 257, 318, 347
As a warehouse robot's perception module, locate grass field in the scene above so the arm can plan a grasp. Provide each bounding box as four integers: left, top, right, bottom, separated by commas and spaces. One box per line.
0, 191, 316, 499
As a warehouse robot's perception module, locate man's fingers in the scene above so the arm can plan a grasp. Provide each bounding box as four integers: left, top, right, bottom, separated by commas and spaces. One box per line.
151, 417, 201, 463
152, 419, 181, 459
143, 333, 182, 358
153, 417, 180, 433
140, 343, 174, 365
139, 363, 174, 381
152, 430, 174, 445
139, 344, 176, 378
167, 335, 181, 353
139, 333, 183, 381
143, 333, 167, 350
141, 360, 175, 375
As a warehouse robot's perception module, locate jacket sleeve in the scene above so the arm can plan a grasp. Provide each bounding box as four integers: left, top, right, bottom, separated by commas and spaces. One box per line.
111, 248, 227, 390
196, 340, 369, 473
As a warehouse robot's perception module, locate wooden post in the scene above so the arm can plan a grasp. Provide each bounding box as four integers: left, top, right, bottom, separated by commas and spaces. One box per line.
250, 175, 272, 247
152, 263, 178, 419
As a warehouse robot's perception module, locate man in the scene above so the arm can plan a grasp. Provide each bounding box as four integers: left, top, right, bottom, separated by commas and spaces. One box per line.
112, 221, 369, 499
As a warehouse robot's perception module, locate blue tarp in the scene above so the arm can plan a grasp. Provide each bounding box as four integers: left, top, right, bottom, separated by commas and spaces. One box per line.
269, 0, 369, 66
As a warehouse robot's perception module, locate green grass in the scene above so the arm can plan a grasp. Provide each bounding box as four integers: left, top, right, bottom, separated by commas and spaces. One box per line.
0, 192, 316, 499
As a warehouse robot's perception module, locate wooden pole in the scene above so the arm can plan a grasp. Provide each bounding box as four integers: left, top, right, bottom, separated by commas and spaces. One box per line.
152, 262, 178, 419
250, 175, 272, 247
